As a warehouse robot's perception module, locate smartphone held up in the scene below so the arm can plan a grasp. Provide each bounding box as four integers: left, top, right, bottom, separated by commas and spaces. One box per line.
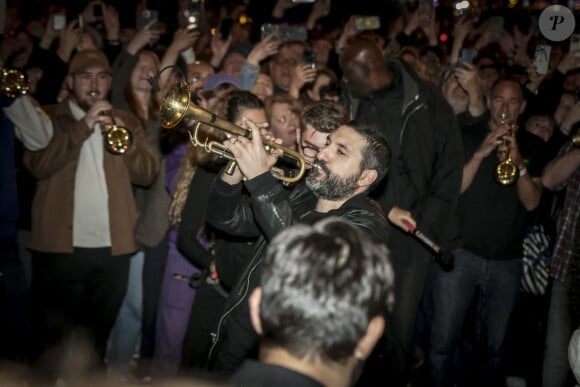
534, 44, 552, 75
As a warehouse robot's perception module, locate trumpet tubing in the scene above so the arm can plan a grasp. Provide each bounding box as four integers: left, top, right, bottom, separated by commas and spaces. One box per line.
494, 114, 518, 186
161, 80, 308, 184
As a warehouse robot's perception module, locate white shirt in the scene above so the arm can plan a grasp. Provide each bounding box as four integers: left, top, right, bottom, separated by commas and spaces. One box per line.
69, 99, 111, 247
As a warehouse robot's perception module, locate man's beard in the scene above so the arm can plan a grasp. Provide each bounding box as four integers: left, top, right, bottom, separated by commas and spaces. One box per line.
74, 91, 100, 112
306, 160, 361, 200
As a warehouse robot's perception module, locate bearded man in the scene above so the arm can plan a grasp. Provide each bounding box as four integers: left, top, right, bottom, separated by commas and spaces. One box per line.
201, 117, 407, 376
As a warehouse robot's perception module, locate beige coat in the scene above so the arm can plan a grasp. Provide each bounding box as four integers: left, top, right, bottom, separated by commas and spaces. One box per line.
23, 98, 160, 255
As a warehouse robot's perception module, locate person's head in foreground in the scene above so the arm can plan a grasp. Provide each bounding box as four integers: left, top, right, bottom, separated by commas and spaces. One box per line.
246, 217, 395, 387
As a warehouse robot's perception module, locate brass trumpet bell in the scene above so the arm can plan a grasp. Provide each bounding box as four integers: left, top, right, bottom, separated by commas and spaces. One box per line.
1, 68, 30, 99
160, 78, 308, 184
495, 159, 518, 185
104, 124, 133, 155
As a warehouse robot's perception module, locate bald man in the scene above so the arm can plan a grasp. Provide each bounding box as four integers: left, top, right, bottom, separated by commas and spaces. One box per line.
339, 37, 464, 385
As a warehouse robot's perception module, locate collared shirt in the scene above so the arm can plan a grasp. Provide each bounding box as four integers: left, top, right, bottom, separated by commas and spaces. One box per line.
550, 142, 580, 281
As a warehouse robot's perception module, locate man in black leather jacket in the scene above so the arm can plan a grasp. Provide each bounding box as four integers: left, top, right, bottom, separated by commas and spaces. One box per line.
340, 37, 464, 385
203, 118, 409, 374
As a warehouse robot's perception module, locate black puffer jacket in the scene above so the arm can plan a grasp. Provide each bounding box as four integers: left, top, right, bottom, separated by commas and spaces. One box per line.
204, 171, 389, 374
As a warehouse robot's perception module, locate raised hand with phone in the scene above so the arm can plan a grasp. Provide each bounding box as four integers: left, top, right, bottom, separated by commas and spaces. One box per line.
288, 49, 317, 99
246, 32, 281, 68
305, 0, 331, 30
126, 19, 161, 54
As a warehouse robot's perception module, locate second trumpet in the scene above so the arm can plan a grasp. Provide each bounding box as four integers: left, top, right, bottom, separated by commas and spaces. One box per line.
100, 110, 133, 155
495, 112, 518, 186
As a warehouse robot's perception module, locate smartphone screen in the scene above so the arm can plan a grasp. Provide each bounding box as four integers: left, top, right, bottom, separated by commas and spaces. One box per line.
354, 16, 381, 31
139, 9, 159, 30
534, 44, 552, 75
458, 48, 473, 67
302, 49, 316, 69
279, 25, 308, 41
53, 14, 66, 30
261, 23, 279, 42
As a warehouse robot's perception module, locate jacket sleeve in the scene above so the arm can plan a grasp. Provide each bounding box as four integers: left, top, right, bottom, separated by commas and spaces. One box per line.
116, 110, 159, 187
177, 168, 216, 268
389, 86, 463, 246
414, 91, 463, 242
244, 172, 296, 241
205, 172, 263, 238
23, 107, 92, 179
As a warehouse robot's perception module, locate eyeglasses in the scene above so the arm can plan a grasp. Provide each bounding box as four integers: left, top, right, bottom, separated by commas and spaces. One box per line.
300, 142, 319, 158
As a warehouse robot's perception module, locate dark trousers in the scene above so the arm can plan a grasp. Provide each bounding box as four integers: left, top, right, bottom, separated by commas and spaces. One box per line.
0, 237, 31, 364
140, 234, 169, 366
29, 248, 130, 381
181, 281, 228, 371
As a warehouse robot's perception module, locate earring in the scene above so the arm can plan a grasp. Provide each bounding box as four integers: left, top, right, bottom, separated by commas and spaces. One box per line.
354, 349, 365, 361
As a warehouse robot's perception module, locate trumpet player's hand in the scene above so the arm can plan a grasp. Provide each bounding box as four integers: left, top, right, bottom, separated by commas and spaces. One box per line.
474, 126, 507, 160
225, 117, 279, 181
84, 100, 113, 131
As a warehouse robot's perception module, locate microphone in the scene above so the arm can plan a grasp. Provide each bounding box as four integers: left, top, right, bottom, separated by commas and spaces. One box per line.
401, 219, 455, 271
146, 75, 160, 93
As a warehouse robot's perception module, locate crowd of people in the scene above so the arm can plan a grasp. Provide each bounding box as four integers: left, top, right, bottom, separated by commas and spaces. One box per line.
1, 0, 580, 386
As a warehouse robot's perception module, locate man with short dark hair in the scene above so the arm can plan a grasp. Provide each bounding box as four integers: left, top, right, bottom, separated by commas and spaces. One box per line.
230, 217, 395, 387
339, 36, 464, 385
204, 117, 407, 374
428, 77, 542, 386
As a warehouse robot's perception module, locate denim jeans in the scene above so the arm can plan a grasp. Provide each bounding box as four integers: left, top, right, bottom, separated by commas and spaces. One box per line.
107, 250, 144, 375
428, 248, 522, 387
542, 275, 573, 387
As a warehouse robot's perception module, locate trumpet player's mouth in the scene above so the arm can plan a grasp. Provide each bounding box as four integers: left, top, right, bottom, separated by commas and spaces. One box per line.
309, 160, 328, 178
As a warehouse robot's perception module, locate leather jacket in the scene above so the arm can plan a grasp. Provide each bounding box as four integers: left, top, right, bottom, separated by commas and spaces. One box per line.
204, 171, 389, 373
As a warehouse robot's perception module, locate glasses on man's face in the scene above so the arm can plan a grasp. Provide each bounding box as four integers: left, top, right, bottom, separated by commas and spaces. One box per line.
300, 142, 319, 158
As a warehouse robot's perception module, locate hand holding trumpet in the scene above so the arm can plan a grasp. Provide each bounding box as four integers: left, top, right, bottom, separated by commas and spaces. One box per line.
84, 100, 114, 130
222, 117, 283, 183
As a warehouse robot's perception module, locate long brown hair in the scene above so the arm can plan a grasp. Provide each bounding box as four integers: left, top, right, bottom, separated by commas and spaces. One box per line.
123, 49, 161, 126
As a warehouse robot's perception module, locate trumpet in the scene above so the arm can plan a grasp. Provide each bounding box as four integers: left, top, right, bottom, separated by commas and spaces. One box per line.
1, 68, 29, 99
160, 78, 309, 184
495, 112, 519, 186
99, 110, 133, 155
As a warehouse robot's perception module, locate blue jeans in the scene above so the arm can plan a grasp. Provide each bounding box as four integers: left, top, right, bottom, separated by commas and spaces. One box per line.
107, 250, 144, 375
428, 248, 522, 387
